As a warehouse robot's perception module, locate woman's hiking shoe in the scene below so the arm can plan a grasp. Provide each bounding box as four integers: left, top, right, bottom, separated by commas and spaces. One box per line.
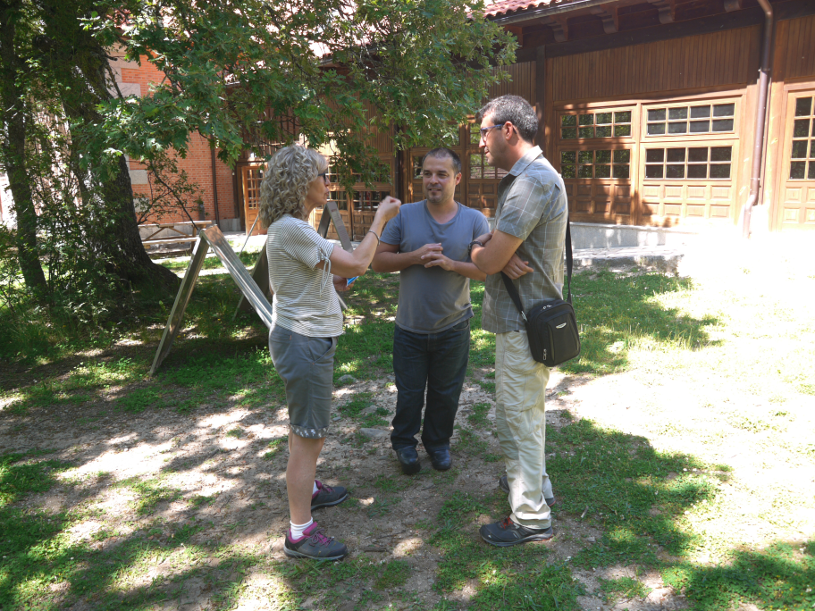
479, 516, 553, 547
284, 523, 348, 560
311, 481, 348, 510
498, 475, 556, 507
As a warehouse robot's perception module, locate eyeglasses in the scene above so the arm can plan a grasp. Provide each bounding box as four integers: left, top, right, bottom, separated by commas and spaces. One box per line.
479, 123, 506, 139
318, 172, 329, 182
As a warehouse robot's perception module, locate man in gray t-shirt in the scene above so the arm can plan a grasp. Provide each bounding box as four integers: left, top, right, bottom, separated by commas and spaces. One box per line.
373, 148, 489, 475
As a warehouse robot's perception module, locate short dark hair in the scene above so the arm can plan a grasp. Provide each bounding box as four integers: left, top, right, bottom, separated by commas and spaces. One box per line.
477, 95, 538, 143
423, 148, 462, 175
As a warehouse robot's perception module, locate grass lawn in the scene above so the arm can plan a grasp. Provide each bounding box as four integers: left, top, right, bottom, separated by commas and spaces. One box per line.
0, 239, 813, 611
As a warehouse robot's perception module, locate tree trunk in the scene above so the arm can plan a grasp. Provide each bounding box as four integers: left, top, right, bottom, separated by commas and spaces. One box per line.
102, 154, 181, 291
51, 13, 180, 294
0, 3, 48, 294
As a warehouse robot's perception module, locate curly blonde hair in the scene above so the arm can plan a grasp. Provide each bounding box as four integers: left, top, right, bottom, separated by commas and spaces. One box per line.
258, 145, 327, 227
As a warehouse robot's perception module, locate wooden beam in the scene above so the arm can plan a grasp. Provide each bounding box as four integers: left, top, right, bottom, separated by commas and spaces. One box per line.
590, 6, 619, 34
647, 0, 675, 24
724, 0, 743, 12
504, 25, 524, 44
543, 16, 568, 43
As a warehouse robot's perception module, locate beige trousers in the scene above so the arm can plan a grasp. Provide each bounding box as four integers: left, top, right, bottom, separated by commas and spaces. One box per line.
495, 330, 552, 529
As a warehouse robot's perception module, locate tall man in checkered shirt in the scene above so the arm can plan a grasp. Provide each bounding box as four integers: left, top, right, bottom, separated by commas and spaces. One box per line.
469, 95, 568, 547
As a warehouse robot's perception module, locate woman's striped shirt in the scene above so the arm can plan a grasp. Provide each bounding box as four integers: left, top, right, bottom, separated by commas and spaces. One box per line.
265, 215, 343, 338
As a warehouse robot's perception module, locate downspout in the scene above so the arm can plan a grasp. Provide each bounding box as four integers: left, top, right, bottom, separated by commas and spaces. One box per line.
741, 0, 773, 238
210, 145, 221, 228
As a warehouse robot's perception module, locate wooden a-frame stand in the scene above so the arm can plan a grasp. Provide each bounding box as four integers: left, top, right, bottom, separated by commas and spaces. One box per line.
149, 201, 353, 376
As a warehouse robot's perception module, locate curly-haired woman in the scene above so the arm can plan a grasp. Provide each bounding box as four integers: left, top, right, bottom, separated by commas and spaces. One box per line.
260, 145, 400, 560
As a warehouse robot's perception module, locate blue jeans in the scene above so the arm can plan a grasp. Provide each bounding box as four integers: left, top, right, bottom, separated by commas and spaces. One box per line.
390, 318, 470, 452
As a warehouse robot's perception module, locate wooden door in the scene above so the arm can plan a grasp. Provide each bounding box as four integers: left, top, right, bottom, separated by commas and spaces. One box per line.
638, 141, 739, 225
240, 163, 266, 235
776, 91, 815, 229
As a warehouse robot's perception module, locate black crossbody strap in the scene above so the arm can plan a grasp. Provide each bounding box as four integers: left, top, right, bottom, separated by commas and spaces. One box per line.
500, 215, 573, 317
564, 219, 573, 304
501, 271, 528, 322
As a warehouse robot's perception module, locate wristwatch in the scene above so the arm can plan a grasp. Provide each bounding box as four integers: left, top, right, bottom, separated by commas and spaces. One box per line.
467, 239, 484, 256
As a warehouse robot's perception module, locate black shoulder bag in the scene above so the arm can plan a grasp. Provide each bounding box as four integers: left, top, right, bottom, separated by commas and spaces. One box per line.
501, 220, 581, 367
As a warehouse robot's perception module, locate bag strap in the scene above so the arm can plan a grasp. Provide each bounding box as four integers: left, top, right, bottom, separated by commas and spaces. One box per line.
564, 219, 573, 304
500, 215, 574, 321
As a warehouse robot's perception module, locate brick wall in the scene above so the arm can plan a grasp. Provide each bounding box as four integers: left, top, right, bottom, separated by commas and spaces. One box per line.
113, 51, 241, 230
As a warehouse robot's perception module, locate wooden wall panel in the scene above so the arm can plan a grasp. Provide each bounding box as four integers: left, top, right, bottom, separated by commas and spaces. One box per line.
784, 14, 815, 80
362, 101, 395, 153
552, 26, 761, 102
488, 61, 536, 105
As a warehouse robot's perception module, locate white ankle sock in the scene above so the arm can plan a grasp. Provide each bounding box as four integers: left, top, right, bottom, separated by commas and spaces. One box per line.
290, 518, 313, 540
312, 481, 319, 495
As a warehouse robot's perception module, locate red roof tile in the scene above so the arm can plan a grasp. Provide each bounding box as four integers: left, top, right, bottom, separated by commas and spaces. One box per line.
483, 0, 581, 19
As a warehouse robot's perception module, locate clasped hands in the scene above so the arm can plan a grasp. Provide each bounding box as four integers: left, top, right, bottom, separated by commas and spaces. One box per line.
421, 231, 533, 279
417, 243, 454, 271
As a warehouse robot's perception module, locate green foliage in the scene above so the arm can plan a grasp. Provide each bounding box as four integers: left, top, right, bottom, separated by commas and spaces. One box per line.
97, 0, 516, 185
430, 494, 584, 610
598, 576, 651, 603
562, 271, 716, 374
128, 477, 184, 516
263, 437, 286, 460
0, 452, 69, 508
467, 402, 492, 427
662, 543, 815, 611
0, 1, 514, 360
374, 560, 411, 590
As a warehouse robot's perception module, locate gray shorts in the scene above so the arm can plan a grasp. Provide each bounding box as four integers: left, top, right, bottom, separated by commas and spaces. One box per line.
269, 325, 337, 439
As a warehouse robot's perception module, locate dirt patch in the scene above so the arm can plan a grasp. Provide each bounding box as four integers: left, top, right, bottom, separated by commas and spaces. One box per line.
0, 365, 696, 611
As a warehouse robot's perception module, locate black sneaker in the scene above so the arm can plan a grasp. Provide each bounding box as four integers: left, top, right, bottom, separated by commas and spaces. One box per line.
395, 447, 421, 475
428, 447, 452, 471
311, 480, 348, 510
284, 523, 349, 560
498, 475, 556, 507
479, 516, 553, 547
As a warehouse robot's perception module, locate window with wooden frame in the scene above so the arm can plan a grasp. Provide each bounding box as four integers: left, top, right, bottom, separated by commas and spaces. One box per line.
560, 110, 633, 140
467, 128, 508, 180
560, 149, 631, 179
644, 146, 732, 180
327, 156, 393, 212
789, 96, 815, 180
646, 103, 736, 136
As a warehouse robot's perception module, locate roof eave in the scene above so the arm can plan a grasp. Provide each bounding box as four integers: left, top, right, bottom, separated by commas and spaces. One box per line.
488, 0, 622, 26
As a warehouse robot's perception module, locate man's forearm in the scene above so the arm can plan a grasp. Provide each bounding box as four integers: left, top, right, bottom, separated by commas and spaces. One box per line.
371, 250, 419, 273
452, 261, 487, 281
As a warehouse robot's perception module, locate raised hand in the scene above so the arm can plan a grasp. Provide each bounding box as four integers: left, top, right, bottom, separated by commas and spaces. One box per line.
376, 196, 402, 222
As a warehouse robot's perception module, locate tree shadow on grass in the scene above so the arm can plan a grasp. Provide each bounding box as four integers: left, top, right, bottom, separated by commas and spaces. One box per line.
663, 541, 815, 611
562, 271, 721, 375
0, 452, 279, 610
326, 416, 810, 611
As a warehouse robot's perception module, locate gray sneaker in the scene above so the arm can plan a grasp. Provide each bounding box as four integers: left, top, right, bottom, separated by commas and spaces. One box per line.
311, 480, 348, 510
498, 475, 556, 507
284, 523, 348, 560
480, 516, 554, 547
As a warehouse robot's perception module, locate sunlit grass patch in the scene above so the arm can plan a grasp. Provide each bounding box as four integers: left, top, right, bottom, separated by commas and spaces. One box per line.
263, 437, 286, 460
598, 575, 651, 603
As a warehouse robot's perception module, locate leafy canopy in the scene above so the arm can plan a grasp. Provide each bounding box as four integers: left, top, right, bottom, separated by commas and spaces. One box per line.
90, 0, 517, 183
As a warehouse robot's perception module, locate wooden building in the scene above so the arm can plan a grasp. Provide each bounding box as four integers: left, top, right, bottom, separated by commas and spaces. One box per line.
233, 0, 815, 238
